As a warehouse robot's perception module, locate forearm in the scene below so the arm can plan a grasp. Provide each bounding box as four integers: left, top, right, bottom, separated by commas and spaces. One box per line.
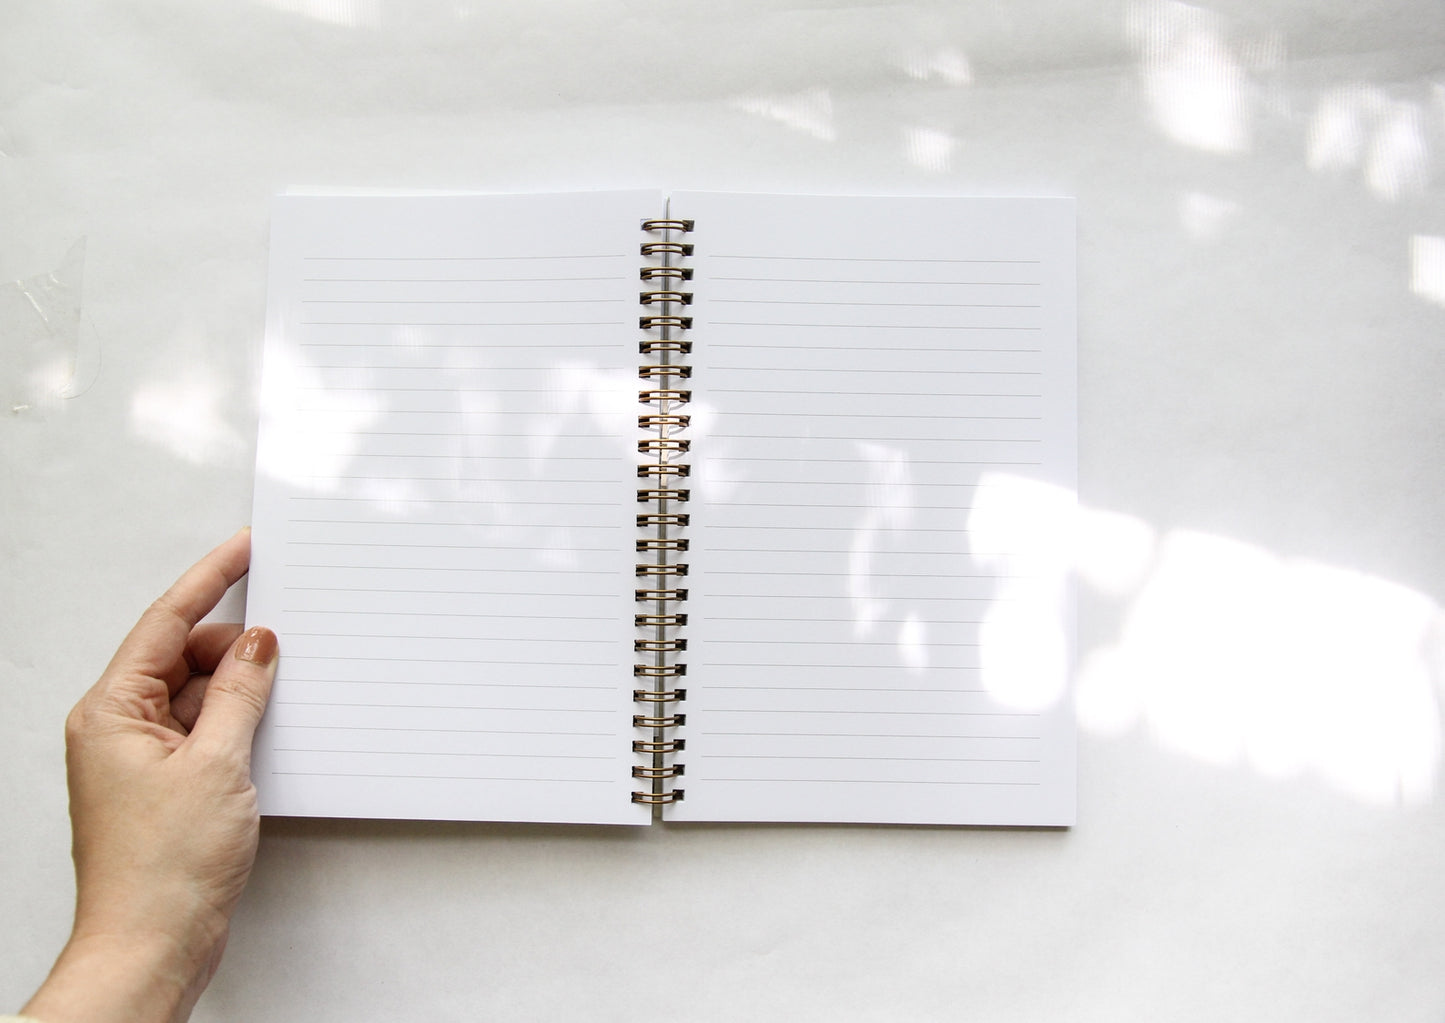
21, 926, 221, 1023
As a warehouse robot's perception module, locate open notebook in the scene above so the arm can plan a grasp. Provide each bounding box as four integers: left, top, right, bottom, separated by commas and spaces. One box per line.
247, 190, 1077, 826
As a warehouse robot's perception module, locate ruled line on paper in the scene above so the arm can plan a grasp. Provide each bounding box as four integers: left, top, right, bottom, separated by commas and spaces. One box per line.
701, 731, 1040, 739
286, 680, 617, 690
284, 541, 618, 552
292, 408, 619, 416
696, 786, 1040, 791
274, 725, 615, 736
282, 570, 617, 582
699, 445, 1040, 456
285, 632, 615, 644
708, 390, 1042, 398
710, 299, 1042, 309
703, 460, 1042, 469
268, 774, 618, 786
706, 415, 1041, 427
709, 366, 1041, 375
707, 572, 1003, 582
699, 523, 977, 532
276, 701, 618, 712
705, 617, 986, 625
282, 587, 625, 597
699, 754, 1040, 763
281, 608, 620, 621
700, 663, 981, 671
302, 254, 630, 261
711, 277, 1043, 285
695, 479, 1020, 489
281, 436, 598, 442
703, 637, 981, 646
702, 709, 1038, 717
272, 748, 616, 760
706, 254, 1041, 264
292, 476, 619, 485
283, 564, 615, 575
706, 548, 975, 557
696, 593, 1006, 603
285, 520, 623, 530
703, 685, 988, 693
716, 343, 1043, 352
705, 453, 1033, 463
296, 387, 626, 395
304, 275, 625, 283
299, 320, 623, 327
300, 298, 627, 305
298, 343, 621, 350
286, 455, 624, 463
281, 658, 621, 668
292, 499, 618, 507
708, 322, 1043, 330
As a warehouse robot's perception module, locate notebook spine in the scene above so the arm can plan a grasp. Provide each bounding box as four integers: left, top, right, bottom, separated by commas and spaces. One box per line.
633, 216, 694, 807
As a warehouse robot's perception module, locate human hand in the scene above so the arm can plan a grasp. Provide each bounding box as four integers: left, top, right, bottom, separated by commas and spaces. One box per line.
22, 529, 277, 1023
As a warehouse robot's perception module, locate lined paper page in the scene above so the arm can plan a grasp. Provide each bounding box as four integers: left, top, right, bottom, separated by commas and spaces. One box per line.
247, 192, 657, 824
671, 193, 1076, 825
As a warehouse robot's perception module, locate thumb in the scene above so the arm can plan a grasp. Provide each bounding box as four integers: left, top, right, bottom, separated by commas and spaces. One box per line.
189, 626, 278, 756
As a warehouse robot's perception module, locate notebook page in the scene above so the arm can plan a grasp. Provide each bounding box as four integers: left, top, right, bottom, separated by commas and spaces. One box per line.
248, 192, 657, 824
672, 193, 1076, 825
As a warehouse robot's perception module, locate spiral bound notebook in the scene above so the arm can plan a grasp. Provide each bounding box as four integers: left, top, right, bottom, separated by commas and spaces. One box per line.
246, 190, 1077, 826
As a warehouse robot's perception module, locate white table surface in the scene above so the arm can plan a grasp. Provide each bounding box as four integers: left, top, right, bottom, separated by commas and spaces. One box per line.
4, 2, 1444, 1020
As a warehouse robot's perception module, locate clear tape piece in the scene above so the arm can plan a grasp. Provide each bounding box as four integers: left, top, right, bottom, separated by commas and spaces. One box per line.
3, 238, 101, 413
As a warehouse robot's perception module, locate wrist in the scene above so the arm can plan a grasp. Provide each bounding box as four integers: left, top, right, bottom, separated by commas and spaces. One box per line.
23, 924, 224, 1023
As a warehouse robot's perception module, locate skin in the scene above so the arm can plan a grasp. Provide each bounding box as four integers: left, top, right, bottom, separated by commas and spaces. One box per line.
21, 529, 277, 1023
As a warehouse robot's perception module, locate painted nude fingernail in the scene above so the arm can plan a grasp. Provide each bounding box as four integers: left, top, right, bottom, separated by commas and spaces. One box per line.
236, 626, 278, 665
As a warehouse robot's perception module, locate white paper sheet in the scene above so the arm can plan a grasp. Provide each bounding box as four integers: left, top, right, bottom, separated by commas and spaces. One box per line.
248, 192, 659, 824
672, 193, 1077, 824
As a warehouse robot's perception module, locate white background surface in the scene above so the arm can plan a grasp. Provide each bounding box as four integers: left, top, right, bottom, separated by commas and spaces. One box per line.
3, 1, 1444, 1020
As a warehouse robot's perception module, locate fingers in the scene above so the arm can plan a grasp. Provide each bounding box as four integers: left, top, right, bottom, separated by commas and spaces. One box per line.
165, 622, 247, 697
170, 674, 209, 733
188, 627, 278, 757
114, 529, 252, 679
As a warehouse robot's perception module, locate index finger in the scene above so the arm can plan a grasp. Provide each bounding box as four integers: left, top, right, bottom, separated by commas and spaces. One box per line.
108, 528, 253, 680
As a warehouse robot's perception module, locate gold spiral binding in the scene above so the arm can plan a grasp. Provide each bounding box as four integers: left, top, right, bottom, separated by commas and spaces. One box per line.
632, 764, 685, 779
636, 563, 688, 577
638, 438, 690, 455
638, 413, 691, 429
632, 713, 686, 728
636, 512, 689, 528
641, 241, 693, 257
634, 638, 687, 652
640, 290, 694, 306
633, 663, 687, 678
631, 790, 685, 805
637, 463, 689, 478
633, 738, 684, 754
639, 340, 691, 355
633, 211, 693, 809
634, 613, 687, 627
635, 587, 688, 602
636, 537, 689, 551
640, 314, 692, 331
632, 688, 686, 702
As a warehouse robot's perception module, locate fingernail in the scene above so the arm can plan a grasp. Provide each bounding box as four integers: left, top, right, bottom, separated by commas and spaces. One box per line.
237, 626, 278, 666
